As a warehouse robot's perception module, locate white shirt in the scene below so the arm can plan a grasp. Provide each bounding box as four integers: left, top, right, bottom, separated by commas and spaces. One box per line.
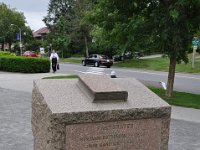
50, 53, 59, 61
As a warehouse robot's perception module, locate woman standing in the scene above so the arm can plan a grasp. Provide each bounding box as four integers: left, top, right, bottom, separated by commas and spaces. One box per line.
50, 50, 59, 73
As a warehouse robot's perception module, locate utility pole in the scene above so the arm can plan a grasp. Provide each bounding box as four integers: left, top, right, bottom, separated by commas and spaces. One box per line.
192, 37, 199, 69
11, 24, 22, 55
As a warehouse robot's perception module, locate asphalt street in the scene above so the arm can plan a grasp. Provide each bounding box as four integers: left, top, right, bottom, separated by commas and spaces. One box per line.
0, 71, 200, 150
58, 63, 200, 94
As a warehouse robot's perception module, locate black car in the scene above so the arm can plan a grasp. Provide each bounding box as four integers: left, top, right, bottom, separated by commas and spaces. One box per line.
113, 51, 133, 61
113, 51, 144, 61
82, 54, 113, 68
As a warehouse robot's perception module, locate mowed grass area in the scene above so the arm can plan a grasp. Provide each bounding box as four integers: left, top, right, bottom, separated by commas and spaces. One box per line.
149, 87, 200, 109
114, 56, 200, 73
114, 58, 170, 71
59, 58, 82, 64
43, 75, 79, 79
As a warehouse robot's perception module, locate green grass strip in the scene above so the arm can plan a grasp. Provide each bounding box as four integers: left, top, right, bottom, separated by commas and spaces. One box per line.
43, 75, 79, 79
114, 57, 200, 73
149, 87, 200, 109
59, 58, 82, 64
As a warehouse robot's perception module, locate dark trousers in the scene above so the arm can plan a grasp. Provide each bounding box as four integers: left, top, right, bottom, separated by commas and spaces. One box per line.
52, 58, 57, 72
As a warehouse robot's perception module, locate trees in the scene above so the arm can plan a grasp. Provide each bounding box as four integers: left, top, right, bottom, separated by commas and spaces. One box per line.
44, 0, 90, 56
0, 3, 31, 52
84, 0, 200, 97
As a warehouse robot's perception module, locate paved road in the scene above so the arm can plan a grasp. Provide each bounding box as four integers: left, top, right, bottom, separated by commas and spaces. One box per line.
59, 63, 200, 94
0, 71, 200, 150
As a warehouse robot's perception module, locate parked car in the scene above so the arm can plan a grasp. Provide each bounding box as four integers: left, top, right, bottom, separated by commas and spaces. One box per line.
112, 54, 122, 61
82, 54, 113, 68
113, 51, 133, 61
113, 51, 144, 61
22, 51, 38, 57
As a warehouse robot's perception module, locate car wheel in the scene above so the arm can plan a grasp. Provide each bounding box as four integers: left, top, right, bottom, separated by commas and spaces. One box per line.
82, 60, 86, 66
107, 65, 111, 68
94, 62, 99, 67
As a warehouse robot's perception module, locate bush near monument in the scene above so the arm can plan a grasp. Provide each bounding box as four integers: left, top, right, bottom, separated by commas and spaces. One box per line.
0, 56, 50, 73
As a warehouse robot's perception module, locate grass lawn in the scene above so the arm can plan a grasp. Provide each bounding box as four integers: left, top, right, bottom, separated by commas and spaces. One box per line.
114, 58, 170, 71
149, 87, 200, 109
114, 56, 200, 73
59, 58, 82, 64
42, 75, 79, 79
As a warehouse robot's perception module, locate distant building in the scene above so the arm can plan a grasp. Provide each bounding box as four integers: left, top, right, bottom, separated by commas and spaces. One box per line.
33, 27, 49, 40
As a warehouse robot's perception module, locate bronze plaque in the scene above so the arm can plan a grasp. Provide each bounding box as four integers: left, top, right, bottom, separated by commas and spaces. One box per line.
66, 119, 161, 150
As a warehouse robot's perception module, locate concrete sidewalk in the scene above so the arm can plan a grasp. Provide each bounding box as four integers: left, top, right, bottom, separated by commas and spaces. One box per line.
171, 106, 200, 123
0, 71, 200, 123
0, 71, 67, 92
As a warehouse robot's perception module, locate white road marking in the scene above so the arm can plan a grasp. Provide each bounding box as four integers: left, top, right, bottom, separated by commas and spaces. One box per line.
76, 67, 106, 75
123, 69, 200, 80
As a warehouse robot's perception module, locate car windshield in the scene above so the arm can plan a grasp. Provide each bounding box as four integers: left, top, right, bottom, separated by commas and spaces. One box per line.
100, 55, 108, 59
24, 51, 30, 54
24, 51, 34, 54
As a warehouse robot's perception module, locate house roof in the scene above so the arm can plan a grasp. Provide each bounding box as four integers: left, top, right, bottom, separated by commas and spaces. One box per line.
33, 27, 49, 37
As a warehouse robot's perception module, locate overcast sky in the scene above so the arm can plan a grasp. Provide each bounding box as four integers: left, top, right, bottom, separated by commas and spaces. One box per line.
1, 0, 49, 31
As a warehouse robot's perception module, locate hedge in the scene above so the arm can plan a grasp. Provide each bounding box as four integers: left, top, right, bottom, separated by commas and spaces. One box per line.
0, 51, 16, 57
0, 56, 50, 73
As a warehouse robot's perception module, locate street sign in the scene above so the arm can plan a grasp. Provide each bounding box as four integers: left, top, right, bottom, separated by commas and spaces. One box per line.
40, 47, 45, 54
193, 45, 198, 50
192, 37, 199, 69
192, 37, 199, 46
16, 33, 20, 40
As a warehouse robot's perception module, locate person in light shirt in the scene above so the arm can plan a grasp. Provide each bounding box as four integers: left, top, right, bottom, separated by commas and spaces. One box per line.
50, 50, 59, 73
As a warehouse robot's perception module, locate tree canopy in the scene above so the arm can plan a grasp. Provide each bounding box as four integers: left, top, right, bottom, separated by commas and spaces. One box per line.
44, 0, 90, 56
0, 3, 32, 51
84, 0, 200, 96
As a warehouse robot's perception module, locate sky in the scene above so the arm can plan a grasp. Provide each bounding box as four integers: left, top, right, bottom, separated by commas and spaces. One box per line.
1, 0, 49, 31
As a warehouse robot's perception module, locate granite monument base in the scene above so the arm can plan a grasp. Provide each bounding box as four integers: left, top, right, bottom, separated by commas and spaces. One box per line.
32, 75, 171, 150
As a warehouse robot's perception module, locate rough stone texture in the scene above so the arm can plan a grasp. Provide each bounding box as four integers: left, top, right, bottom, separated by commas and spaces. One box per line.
66, 119, 162, 150
32, 75, 171, 150
78, 74, 128, 102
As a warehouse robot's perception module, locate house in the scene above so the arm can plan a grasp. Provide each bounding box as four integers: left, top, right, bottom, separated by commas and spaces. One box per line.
33, 27, 49, 40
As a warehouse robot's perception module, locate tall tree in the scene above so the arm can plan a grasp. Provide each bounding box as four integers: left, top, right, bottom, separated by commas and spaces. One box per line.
0, 3, 29, 51
44, 0, 77, 54
53, 15, 71, 58
44, 0, 92, 56
84, 0, 200, 97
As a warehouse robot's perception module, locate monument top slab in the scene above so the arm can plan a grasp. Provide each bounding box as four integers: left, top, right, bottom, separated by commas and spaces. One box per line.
78, 74, 128, 102
34, 75, 170, 119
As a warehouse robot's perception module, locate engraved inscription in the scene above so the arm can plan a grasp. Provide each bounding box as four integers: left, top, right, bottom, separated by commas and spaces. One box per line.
66, 119, 161, 150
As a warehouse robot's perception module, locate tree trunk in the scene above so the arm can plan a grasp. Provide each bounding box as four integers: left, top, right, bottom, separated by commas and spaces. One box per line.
166, 54, 177, 97
84, 36, 89, 57
9, 43, 12, 51
2, 41, 5, 51
0, 43, 2, 50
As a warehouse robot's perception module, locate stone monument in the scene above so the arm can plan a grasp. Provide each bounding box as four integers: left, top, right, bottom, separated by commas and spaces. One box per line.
32, 74, 171, 150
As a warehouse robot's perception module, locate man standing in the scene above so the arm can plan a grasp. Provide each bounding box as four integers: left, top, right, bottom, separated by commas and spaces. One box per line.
50, 50, 59, 73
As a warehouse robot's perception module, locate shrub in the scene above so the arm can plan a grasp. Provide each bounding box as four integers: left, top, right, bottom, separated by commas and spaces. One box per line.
0, 51, 16, 57
0, 56, 50, 73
